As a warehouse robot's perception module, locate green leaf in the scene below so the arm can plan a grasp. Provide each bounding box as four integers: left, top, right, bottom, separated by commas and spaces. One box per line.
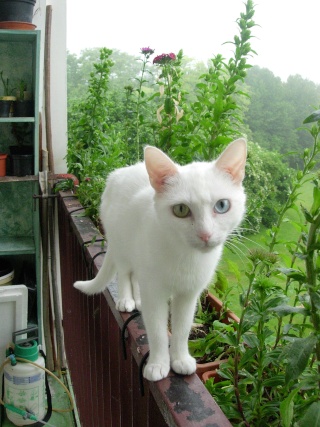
310, 186, 320, 216
310, 290, 320, 310
277, 268, 306, 282
284, 335, 317, 382
301, 205, 314, 223
297, 401, 320, 427
280, 388, 300, 427
272, 304, 308, 317
303, 109, 320, 124
263, 374, 285, 387
238, 346, 258, 368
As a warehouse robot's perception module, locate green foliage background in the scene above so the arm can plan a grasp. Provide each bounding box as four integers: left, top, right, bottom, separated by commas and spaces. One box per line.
65, 1, 320, 255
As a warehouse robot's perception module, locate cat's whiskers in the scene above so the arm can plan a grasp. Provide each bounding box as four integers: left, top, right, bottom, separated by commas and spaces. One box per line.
225, 240, 249, 266
224, 226, 267, 266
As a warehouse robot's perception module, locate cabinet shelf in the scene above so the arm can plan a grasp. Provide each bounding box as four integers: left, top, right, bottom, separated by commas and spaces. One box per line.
0, 236, 35, 255
0, 117, 35, 123
0, 175, 38, 183
0, 29, 41, 339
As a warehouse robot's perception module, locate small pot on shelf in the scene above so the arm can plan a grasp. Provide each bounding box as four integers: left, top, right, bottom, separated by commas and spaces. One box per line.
14, 100, 34, 117
0, 153, 8, 176
0, 0, 37, 27
0, 96, 16, 117
9, 145, 34, 177
15, 82, 34, 117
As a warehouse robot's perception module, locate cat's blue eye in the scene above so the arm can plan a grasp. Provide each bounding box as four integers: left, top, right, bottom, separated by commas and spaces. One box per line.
214, 199, 230, 214
172, 204, 191, 218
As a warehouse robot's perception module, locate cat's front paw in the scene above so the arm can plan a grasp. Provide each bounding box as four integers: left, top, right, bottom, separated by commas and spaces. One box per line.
143, 362, 170, 382
116, 298, 136, 312
135, 299, 142, 311
171, 355, 196, 376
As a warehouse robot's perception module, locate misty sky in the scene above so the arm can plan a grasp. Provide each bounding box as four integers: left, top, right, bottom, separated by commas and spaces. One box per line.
67, 0, 319, 84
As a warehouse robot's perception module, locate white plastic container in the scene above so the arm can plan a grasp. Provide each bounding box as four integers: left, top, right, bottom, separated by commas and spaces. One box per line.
3, 341, 46, 426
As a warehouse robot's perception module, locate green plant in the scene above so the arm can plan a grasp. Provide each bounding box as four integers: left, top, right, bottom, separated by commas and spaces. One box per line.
67, 48, 128, 221
205, 111, 320, 426
132, 47, 154, 161
0, 71, 13, 97
170, 0, 257, 163
17, 79, 27, 100
67, 47, 115, 179
151, 50, 185, 153
11, 123, 32, 146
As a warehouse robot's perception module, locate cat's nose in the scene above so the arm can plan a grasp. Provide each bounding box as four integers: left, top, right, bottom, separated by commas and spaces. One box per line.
198, 232, 212, 243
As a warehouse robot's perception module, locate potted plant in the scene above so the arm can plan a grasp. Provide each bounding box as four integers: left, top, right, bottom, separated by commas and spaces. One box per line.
15, 80, 34, 117
0, 0, 37, 30
189, 291, 240, 379
0, 71, 16, 117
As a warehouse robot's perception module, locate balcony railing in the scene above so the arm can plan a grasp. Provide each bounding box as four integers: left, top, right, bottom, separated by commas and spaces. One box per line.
58, 190, 232, 427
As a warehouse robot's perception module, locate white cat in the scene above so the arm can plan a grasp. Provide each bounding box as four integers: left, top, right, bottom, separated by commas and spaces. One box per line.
74, 138, 247, 382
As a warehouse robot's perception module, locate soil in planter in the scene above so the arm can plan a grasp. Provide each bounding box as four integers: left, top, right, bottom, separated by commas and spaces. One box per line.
190, 326, 231, 364
189, 293, 236, 365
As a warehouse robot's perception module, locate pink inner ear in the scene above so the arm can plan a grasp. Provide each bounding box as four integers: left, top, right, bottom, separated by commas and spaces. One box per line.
149, 164, 178, 192
145, 146, 178, 192
215, 139, 247, 184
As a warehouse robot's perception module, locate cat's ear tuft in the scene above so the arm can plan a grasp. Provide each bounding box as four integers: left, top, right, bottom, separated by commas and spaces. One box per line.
215, 138, 247, 184
144, 146, 178, 192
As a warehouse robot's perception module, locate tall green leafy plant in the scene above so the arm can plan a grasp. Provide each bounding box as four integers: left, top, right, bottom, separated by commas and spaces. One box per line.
151, 50, 185, 153
67, 48, 127, 222
205, 110, 320, 426
172, 0, 257, 162
123, 47, 155, 162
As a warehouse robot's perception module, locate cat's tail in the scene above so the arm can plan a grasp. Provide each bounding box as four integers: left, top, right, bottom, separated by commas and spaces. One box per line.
73, 251, 116, 295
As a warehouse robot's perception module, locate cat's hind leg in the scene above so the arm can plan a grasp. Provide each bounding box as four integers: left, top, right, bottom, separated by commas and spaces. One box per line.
116, 271, 136, 312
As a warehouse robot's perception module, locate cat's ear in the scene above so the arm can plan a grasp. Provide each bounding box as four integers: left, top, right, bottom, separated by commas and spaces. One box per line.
144, 146, 178, 192
215, 138, 247, 184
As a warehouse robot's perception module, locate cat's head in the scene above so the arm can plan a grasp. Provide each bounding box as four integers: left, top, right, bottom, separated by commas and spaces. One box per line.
144, 139, 247, 252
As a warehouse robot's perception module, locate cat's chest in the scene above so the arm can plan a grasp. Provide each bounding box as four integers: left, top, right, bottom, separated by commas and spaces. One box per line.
140, 245, 221, 292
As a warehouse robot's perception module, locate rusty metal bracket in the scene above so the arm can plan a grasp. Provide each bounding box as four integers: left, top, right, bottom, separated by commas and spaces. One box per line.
121, 310, 141, 360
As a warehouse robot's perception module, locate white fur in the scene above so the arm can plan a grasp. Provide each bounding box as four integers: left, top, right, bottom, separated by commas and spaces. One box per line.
74, 138, 247, 381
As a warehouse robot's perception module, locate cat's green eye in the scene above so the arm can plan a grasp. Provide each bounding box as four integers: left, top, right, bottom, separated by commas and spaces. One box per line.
172, 204, 191, 218
214, 199, 230, 214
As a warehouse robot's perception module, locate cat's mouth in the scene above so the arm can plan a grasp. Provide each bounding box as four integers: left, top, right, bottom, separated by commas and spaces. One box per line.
196, 240, 217, 252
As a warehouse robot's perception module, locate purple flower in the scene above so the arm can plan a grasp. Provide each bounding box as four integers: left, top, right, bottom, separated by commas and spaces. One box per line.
153, 53, 176, 65
140, 47, 155, 56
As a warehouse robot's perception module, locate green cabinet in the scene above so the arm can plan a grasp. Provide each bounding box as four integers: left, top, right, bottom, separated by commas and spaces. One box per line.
0, 30, 41, 337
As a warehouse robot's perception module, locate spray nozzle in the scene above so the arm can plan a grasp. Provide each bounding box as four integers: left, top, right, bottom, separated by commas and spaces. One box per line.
8, 354, 17, 366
